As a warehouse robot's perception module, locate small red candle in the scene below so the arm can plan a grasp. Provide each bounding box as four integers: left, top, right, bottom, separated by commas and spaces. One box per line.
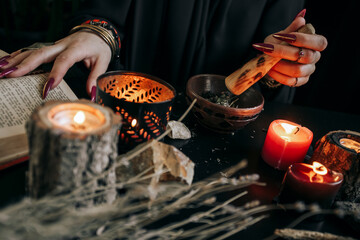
278, 162, 343, 208
261, 119, 313, 170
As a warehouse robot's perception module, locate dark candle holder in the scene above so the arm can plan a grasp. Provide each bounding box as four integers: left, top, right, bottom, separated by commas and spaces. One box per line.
96, 71, 176, 152
309, 130, 360, 202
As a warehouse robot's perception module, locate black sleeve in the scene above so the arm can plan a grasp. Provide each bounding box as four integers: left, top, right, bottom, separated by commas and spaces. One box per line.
66, 0, 133, 41
253, 0, 305, 103
64, 0, 305, 104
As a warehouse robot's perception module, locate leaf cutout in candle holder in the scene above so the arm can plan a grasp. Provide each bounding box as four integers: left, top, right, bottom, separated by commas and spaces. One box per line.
113, 106, 165, 144
143, 111, 164, 137
98, 97, 103, 105
97, 72, 175, 150
166, 106, 172, 122
100, 75, 174, 103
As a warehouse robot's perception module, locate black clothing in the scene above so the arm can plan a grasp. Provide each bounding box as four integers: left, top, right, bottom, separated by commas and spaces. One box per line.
69, 0, 304, 103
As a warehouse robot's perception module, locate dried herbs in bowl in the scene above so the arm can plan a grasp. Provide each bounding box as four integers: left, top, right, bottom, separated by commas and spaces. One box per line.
201, 91, 242, 108
186, 74, 264, 133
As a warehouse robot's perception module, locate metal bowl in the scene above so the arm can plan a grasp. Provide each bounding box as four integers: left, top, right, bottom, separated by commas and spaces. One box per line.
186, 74, 264, 134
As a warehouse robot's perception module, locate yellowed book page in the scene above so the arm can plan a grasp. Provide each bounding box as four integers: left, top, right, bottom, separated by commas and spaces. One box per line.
0, 49, 78, 164
0, 74, 78, 138
0, 49, 8, 57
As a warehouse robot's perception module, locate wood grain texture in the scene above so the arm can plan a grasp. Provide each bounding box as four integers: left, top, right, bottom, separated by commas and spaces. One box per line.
26, 100, 121, 204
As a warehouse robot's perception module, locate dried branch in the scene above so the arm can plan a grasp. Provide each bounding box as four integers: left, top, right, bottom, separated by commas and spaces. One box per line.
274, 228, 356, 240
0, 98, 356, 240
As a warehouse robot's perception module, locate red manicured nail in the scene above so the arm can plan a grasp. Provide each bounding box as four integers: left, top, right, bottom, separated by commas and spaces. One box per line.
0, 55, 11, 62
252, 43, 274, 53
91, 86, 97, 102
42, 78, 54, 99
0, 66, 17, 78
0, 59, 9, 68
295, 9, 306, 19
273, 33, 297, 43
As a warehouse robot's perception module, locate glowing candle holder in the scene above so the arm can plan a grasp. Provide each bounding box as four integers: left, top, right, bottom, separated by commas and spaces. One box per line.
278, 161, 343, 208
96, 71, 176, 152
339, 138, 360, 153
261, 119, 313, 170
310, 130, 360, 202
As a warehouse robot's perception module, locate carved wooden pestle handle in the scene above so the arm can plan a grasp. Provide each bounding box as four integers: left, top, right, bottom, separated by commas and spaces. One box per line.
225, 23, 316, 95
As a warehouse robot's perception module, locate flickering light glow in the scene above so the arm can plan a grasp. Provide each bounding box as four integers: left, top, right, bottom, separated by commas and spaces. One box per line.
261, 119, 313, 170
281, 122, 298, 135
74, 111, 85, 125
279, 161, 343, 208
339, 138, 360, 153
131, 119, 137, 127
312, 161, 328, 176
48, 103, 106, 133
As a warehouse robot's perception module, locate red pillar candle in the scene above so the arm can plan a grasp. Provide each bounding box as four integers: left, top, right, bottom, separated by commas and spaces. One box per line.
261, 119, 313, 170
278, 162, 343, 208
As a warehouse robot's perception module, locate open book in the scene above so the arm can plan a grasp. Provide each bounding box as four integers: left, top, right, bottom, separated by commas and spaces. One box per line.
0, 49, 78, 170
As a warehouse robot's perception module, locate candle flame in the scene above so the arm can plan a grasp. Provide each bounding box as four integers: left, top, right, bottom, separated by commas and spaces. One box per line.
74, 111, 85, 124
131, 119, 137, 128
280, 122, 298, 134
339, 138, 360, 153
312, 161, 328, 175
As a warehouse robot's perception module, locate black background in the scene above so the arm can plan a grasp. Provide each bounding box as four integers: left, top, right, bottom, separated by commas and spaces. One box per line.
1, 0, 359, 115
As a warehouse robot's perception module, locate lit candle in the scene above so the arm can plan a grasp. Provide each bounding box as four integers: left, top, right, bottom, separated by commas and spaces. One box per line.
278, 161, 343, 208
46, 103, 106, 134
96, 71, 176, 152
339, 138, 360, 153
27, 100, 121, 199
261, 119, 313, 170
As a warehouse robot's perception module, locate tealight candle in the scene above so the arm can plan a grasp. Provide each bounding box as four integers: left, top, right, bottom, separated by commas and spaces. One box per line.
261, 119, 313, 170
339, 138, 360, 153
46, 103, 106, 134
27, 100, 121, 199
278, 161, 343, 208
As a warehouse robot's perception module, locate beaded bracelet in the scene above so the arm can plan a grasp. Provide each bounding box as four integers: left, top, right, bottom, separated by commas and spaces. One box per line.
69, 23, 120, 61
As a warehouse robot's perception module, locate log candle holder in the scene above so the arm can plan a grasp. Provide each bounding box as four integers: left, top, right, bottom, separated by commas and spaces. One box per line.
26, 99, 122, 202
309, 130, 360, 202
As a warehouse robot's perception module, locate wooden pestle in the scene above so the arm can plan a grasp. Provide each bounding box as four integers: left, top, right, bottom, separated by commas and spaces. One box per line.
225, 23, 315, 95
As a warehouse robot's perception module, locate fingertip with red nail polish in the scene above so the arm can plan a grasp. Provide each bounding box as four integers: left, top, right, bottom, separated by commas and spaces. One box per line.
0, 66, 17, 78
0, 55, 11, 62
0, 55, 11, 68
295, 9, 306, 19
91, 86, 97, 102
0, 60, 9, 68
273, 33, 297, 43
252, 43, 274, 53
42, 78, 55, 99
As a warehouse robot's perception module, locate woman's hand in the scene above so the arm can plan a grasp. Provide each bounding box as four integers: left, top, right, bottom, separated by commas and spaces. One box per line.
0, 31, 112, 99
252, 11, 328, 87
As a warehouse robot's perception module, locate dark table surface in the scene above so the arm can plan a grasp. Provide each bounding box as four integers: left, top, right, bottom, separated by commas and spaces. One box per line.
167, 93, 360, 239
1, 93, 360, 239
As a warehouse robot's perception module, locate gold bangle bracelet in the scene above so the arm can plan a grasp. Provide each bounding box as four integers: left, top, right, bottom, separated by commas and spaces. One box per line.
84, 24, 117, 55
70, 24, 117, 59
70, 24, 119, 60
